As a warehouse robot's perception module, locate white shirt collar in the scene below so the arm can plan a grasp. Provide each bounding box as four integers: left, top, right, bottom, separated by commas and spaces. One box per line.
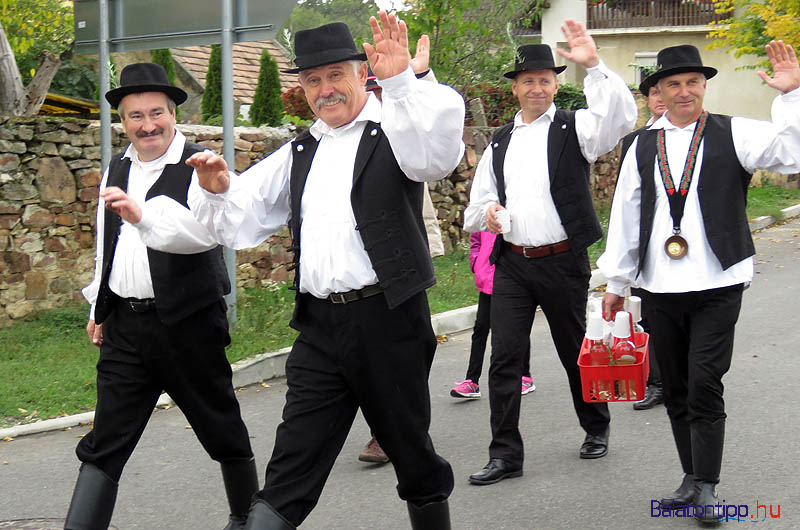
123, 129, 186, 168
512, 103, 557, 130
309, 93, 382, 141
650, 112, 698, 131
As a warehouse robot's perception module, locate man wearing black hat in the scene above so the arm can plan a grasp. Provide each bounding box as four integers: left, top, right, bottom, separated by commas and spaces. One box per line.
186, 12, 464, 530
463, 19, 636, 486
67, 62, 257, 530
599, 41, 800, 522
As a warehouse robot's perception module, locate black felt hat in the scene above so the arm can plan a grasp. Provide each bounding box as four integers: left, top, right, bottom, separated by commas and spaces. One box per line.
283, 22, 368, 74
639, 77, 656, 97
105, 62, 187, 109
504, 44, 567, 79
641, 45, 717, 90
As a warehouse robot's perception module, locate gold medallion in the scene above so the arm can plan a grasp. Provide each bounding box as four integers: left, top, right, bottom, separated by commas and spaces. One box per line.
664, 234, 688, 260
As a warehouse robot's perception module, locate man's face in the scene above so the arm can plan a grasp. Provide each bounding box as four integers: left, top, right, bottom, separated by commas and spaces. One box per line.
119, 92, 176, 162
300, 61, 368, 128
658, 72, 706, 126
512, 69, 559, 120
647, 85, 666, 119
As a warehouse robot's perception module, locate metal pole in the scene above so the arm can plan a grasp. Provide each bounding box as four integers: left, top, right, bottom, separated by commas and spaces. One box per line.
221, 0, 237, 325
98, 0, 111, 172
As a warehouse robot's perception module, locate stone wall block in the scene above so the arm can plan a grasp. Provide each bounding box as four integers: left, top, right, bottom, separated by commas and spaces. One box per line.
0, 215, 20, 229
36, 157, 76, 203
16, 126, 34, 141
78, 187, 98, 202
76, 168, 102, 188
234, 138, 253, 151
72, 133, 96, 147
61, 122, 83, 133
22, 205, 55, 228
199, 140, 223, 153
18, 232, 44, 253
0, 154, 20, 171
6, 300, 34, 319
49, 276, 73, 294
0, 126, 13, 140
56, 213, 77, 226
4, 251, 31, 273
25, 271, 47, 299
58, 144, 84, 159
39, 130, 70, 143
1, 182, 37, 201
239, 129, 267, 142
68, 159, 95, 170
235, 151, 251, 172
0, 140, 27, 154
83, 147, 102, 160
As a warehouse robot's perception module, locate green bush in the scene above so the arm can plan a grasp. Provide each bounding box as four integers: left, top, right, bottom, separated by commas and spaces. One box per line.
202, 44, 223, 122
250, 50, 284, 127
151, 49, 176, 84
281, 85, 314, 121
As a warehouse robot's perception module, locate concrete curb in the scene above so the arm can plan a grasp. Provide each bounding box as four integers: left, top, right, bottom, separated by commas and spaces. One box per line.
3, 204, 797, 440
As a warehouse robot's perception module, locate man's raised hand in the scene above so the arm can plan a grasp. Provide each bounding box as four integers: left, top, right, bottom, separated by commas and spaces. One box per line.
102, 186, 142, 224
363, 10, 412, 80
758, 40, 800, 94
556, 19, 599, 69
409, 34, 430, 76
186, 152, 231, 194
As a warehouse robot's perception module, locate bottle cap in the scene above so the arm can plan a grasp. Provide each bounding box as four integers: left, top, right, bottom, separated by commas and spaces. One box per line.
626, 296, 642, 323
612, 311, 632, 338
586, 312, 605, 340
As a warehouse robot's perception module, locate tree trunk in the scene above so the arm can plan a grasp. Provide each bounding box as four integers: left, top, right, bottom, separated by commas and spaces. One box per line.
0, 21, 62, 116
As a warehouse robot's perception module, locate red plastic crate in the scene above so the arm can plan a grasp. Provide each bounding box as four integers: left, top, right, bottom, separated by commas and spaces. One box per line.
577, 332, 650, 403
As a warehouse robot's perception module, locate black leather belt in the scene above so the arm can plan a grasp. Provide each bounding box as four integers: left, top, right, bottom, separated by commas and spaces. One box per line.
327, 284, 383, 304
505, 240, 571, 259
123, 297, 156, 313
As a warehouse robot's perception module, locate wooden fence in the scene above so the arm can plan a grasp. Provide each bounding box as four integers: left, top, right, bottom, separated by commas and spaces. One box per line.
587, 0, 731, 29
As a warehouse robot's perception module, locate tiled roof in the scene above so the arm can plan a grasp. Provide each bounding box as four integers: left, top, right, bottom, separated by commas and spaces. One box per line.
171, 41, 299, 105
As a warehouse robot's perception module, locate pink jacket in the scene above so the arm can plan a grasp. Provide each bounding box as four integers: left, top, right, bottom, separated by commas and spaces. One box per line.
469, 231, 497, 295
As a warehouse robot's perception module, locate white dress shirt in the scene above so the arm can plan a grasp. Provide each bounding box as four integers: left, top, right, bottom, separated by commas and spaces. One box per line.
82, 130, 218, 319
463, 60, 637, 246
599, 87, 800, 296
189, 67, 466, 299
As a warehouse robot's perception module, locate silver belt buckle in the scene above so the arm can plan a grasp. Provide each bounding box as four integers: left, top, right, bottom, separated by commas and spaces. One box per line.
329, 293, 347, 304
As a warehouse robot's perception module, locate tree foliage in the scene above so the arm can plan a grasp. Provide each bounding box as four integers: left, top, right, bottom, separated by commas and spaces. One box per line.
400, 0, 547, 100
469, 81, 588, 127
0, 0, 73, 82
250, 50, 285, 127
281, 0, 381, 56
202, 44, 223, 122
707, 0, 800, 72
281, 86, 315, 121
151, 49, 177, 85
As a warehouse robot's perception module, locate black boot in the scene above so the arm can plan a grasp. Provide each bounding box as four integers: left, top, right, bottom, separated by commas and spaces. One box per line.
407, 499, 451, 530
64, 463, 118, 530
659, 473, 695, 508
221, 457, 260, 530
243, 500, 295, 530
633, 384, 664, 410
691, 418, 726, 524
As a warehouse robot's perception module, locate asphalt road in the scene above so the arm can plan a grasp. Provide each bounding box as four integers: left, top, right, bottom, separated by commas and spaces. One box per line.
1, 218, 798, 530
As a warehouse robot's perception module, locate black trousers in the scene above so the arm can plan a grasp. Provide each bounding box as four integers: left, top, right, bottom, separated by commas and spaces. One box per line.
466, 292, 531, 384
630, 287, 660, 386
488, 248, 610, 466
255, 291, 454, 526
641, 284, 743, 425
76, 299, 253, 482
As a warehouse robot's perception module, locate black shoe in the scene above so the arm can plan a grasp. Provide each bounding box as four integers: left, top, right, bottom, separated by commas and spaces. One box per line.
407, 499, 451, 530
660, 473, 695, 508
693, 481, 724, 524
64, 463, 118, 530
468, 458, 522, 485
580, 427, 609, 459
633, 384, 664, 410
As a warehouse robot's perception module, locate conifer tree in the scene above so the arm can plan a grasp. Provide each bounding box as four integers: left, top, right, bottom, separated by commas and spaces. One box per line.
250, 49, 284, 127
151, 49, 176, 84
201, 44, 222, 122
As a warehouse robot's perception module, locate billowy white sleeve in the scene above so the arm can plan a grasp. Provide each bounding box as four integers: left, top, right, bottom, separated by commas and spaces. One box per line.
575, 60, 638, 163
188, 141, 293, 250
134, 170, 218, 254
463, 144, 499, 233
81, 169, 108, 320
732, 87, 800, 174
596, 136, 642, 296
378, 67, 466, 182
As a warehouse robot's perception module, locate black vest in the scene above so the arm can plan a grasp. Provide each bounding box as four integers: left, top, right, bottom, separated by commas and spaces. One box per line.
94, 141, 230, 325
635, 113, 754, 273
288, 122, 434, 309
489, 109, 604, 263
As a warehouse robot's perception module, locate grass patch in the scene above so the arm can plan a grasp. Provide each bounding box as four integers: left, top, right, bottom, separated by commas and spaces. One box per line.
2, 186, 798, 427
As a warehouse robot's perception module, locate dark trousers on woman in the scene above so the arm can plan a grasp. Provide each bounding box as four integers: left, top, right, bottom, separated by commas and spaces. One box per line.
76, 299, 253, 481
466, 292, 531, 384
641, 284, 743, 484
255, 291, 454, 526
487, 248, 610, 467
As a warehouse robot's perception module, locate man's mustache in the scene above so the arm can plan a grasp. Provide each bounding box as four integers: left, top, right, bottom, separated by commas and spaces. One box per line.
136, 129, 164, 138
316, 93, 346, 111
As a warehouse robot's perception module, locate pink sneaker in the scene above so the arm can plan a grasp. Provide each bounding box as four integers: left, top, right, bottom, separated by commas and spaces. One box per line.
450, 379, 481, 399
521, 376, 536, 395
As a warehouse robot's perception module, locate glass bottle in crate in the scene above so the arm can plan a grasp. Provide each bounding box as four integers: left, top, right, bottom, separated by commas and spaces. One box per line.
586, 312, 612, 400
626, 295, 646, 347
611, 311, 637, 400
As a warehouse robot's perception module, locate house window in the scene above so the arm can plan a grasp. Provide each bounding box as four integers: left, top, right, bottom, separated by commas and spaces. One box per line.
634, 52, 658, 86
